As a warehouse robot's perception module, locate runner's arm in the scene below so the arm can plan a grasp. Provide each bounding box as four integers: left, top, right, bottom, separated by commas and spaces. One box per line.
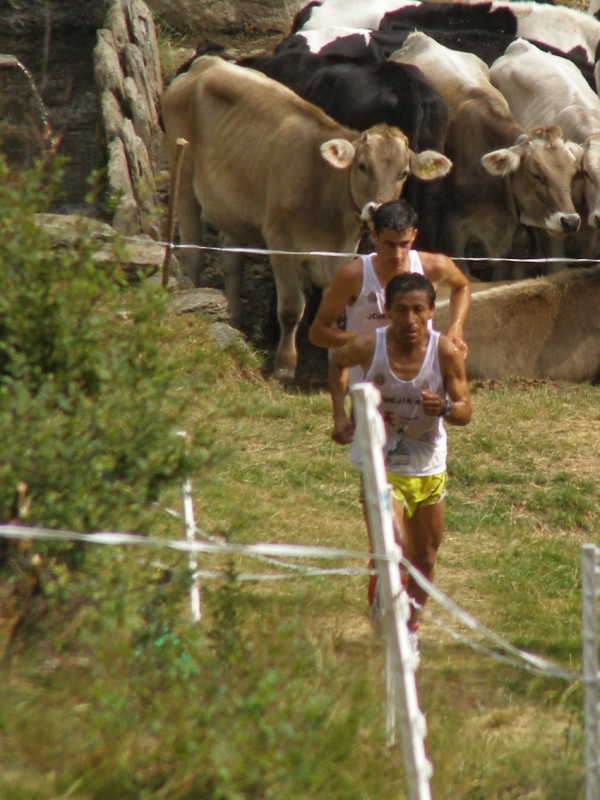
440, 338, 471, 425
308, 259, 363, 349
422, 253, 471, 359
328, 335, 374, 444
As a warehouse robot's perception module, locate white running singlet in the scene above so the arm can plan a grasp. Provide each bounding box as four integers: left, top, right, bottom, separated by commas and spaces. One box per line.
350, 327, 447, 476
346, 251, 429, 386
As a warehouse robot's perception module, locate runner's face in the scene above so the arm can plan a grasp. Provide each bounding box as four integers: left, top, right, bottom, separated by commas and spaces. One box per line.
386, 289, 433, 343
373, 227, 418, 270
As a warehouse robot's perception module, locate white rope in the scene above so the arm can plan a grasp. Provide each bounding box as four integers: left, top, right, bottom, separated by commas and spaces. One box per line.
0, 524, 374, 561
0, 523, 582, 680
400, 556, 580, 681
121, 235, 600, 265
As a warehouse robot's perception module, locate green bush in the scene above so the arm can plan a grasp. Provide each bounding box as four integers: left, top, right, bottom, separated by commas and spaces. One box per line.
0, 154, 210, 541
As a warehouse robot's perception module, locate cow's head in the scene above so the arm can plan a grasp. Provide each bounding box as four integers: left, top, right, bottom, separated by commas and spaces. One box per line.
578, 134, 600, 228
320, 124, 451, 212
481, 126, 582, 236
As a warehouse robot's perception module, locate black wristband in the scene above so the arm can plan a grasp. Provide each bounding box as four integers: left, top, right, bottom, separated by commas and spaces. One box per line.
439, 399, 452, 418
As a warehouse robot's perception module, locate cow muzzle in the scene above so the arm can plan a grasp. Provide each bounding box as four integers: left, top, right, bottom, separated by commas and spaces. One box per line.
545, 212, 581, 236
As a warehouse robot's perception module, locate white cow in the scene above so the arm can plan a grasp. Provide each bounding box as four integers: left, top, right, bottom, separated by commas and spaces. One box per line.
297, 0, 421, 31
290, 26, 372, 52
495, 2, 600, 68
391, 33, 582, 275
491, 38, 600, 261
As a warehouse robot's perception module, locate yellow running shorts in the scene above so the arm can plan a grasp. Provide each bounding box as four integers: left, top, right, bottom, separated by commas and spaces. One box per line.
387, 471, 447, 519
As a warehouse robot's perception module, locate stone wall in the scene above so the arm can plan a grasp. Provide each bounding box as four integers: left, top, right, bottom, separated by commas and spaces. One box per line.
146, 0, 295, 37
94, 0, 163, 236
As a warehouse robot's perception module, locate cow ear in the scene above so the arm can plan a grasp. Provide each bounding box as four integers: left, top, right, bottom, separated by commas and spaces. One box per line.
566, 141, 584, 169
409, 150, 452, 181
481, 148, 522, 176
320, 138, 356, 169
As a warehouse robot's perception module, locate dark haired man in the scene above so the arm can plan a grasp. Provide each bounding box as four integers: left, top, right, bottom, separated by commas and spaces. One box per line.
309, 199, 470, 364
329, 272, 471, 653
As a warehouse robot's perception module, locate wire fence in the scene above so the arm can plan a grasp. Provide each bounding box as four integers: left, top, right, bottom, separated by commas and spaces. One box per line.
0, 519, 584, 684
128, 235, 600, 266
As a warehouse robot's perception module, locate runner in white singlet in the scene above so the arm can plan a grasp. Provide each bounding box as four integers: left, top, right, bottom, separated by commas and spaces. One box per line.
329, 272, 472, 642
309, 199, 470, 360
346, 250, 432, 386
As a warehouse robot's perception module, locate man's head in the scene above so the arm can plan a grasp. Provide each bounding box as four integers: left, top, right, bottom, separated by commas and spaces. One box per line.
370, 200, 419, 269
386, 272, 435, 309
372, 199, 418, 235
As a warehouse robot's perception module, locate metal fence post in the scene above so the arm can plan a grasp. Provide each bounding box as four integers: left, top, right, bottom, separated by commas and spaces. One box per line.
582, 543, 598, 800
352, 382, 433, 800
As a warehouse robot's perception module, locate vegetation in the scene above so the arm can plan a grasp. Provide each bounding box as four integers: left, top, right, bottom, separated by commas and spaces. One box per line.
0, 160, 596, 798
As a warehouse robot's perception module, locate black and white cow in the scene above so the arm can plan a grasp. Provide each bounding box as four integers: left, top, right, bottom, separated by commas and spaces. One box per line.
288, 2, 600, 92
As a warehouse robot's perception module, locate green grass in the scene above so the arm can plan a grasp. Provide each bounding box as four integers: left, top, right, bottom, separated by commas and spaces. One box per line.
1, 312, 598, 799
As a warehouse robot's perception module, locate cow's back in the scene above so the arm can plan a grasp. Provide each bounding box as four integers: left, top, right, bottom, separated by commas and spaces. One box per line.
161, 56, 353, 245
490, 39, 600, 132
391, 31, 497, 118
434, 267, 600, 381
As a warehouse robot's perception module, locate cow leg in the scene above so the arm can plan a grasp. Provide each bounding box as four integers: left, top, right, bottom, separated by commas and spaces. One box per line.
270, 256, 305, 383
177, 174, 204, 286
221, 235, 245, 328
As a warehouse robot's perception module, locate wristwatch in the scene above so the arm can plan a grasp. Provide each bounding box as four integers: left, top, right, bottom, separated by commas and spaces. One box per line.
439, 399, 452, 418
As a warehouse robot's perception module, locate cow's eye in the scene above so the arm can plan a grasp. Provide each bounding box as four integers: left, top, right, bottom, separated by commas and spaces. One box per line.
532, 171, 546, 184
398, 170, 409, 181
358, 162, 368, 173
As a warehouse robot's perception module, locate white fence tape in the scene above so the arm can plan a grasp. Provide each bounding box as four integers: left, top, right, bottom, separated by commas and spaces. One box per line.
124, 235, 600, 265
0, 523, 582, 682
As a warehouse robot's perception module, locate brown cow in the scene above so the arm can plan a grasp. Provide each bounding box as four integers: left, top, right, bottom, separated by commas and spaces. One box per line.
434, 266, 600, 382
391, 33, 583, 277
161, 55, 451, 381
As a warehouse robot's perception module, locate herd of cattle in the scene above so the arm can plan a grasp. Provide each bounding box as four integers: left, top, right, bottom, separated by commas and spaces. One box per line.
160, 0, 600, 383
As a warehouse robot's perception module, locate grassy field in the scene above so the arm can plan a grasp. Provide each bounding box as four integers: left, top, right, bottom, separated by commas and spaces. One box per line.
1, 307, 598, 799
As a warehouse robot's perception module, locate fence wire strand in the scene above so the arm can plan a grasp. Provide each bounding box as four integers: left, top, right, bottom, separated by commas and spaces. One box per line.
122, 235, 600, 265
0, 522, 583, 682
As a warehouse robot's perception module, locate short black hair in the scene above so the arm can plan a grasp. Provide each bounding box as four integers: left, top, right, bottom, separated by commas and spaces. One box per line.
385, 272, 436, 309
372, 199, 418, 234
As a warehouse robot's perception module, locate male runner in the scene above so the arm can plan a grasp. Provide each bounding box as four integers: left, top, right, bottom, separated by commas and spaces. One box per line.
309, 199, 470, 365
329, 272, 472, 651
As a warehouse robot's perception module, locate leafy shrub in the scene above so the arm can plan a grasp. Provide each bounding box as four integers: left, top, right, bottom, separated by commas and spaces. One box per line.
0, 154, 211, 544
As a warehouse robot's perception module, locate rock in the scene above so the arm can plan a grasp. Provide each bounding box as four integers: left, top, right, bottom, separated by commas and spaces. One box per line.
105, 0, 130, 54
170, 288, 230, 320
35, 213, 169, 277
126, 0, 162, 102
124, 76, 152, 149
93, 236, 166, 276
120, 118, 158, 235
106, 136, 140, 232
93, 28, 125, 100
145, 0, 293, 36
123, 44, 160, 140
100, 89, 124, 142
209, 322, 248, 349
35, 213, 115, 245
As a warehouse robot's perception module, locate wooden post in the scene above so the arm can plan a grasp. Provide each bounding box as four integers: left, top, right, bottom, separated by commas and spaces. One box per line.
161, 137, 188, 289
